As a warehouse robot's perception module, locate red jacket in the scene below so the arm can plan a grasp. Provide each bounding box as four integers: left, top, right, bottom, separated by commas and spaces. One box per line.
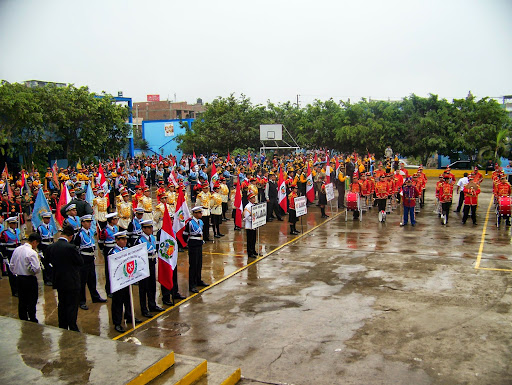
463, 185, 480, 206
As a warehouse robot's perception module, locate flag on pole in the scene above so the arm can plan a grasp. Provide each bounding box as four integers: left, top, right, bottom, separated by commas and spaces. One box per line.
278, 167, 287, 214
2, 163, 8, 179
52, 160, 59, 189
20, 171, 26, 194
55, 183, 70, 226
192, 151, 197, 165
98, 163, 108, 191
248, 151, 253, 169
313, 153, 318, 164
157, 203, 176, 291
210, 163, 218, 190
227, 151, 230, 163
85, 183, 97, 236
139, 174, 147, 188
76, 158, 82, 170
32, 188, 58, 231
233, 179, 243, 228
306, 163, 315, 203
173, 187, 191, 247
168, 169, 178, 187
325, 154, 331, 184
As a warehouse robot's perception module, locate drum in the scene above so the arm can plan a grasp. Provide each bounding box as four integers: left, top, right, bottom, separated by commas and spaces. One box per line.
346, 192, 359, 210
498, 196, 511, 216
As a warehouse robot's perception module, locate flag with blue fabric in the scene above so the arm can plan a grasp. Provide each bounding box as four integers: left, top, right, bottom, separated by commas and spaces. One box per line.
85, 183, 97, 236
32, 188, 57, 231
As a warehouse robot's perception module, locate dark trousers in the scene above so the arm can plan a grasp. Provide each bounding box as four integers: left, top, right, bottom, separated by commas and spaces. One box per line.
377, 198, 386, 212
441, 202, 452, 222
222, 202, 228, 219
258, 188, 265, 203
212, 214, 222, 235
462, 205, 477, 224
337, 186, 346, 208
456, 192, 464, 212
103, 247, 113, 295
246, 228, 257, 256
40, 244, 53, 284
57, 288, 80, 331
80, 260, 101, 304
139, 258, 157, 312
112, 286, 131, 326
202, 215, 210, 240
267, 199, 282, 220
18, 275, 38, 322
162, 266, 179, 301
188, 242, 203, 289
5, 250, 18, 296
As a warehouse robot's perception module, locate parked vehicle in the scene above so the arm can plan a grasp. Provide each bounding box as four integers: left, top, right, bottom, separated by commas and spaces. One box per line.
447, 160, 483, 170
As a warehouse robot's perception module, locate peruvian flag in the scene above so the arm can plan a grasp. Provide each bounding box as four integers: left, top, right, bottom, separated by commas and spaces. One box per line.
168, 169, 178, 186
20, 171, 26, 194
1, 163, 8, 179
55, 183, 71, 226
325, 155, 331, 184
306, 163, 315, 203
98, 163, 108, 191
192, 151, 197, 165
278, 167, 287, 214
233, 179, 243, 228
210, 163, 218, 190
227, 151, 230, 163
139, 174, 147, 188
52, 160, 59, 189
158, 203, 176, 290
248, 151, 253, 169
313, 153, 318, 164
173, 187, 191, 248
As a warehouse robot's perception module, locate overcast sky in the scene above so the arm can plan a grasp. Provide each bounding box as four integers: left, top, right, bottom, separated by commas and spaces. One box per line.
1, 0, 511, 106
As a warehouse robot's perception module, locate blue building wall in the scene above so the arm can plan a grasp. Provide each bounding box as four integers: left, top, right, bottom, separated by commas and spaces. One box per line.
142, 119, 194, 158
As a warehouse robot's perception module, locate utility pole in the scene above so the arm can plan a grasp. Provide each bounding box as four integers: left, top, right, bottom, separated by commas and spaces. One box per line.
296, 94, 300, 108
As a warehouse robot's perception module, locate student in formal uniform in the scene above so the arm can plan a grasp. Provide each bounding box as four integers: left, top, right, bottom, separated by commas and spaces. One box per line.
187, 206, 209, 293
462, 177, 480, 225
1, 217, 21, 295
288, 184, 300, 235
116, 191, 132, 231
153, 194, 171, 232
400, 177, 420, 226
196, 182, 212, 241
210, 183, 224, 238
36, 212, 57, 286
219, 177, 230, 221
166, 183, 177, 214
139, 187, 154, 221
62, 204, 80, 234
243, 192, 258, 258
74, 215, 106, 310
437, 176, 454, 225
109, 231, 142, 333
9, 232, 41, 322
495, 174, 512, 226
100, 212, 119, 296
136, 220, 164, 317
47, 225, 83, 331
127, 207, 144, 247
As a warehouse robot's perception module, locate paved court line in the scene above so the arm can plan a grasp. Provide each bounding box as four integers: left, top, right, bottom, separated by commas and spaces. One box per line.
113, 212, 343, 340
474, 196, 512, 272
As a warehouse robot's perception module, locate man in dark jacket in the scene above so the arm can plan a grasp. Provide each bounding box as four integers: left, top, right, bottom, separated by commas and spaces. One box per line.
47, 225, 83, 331
59, 189, 93, 218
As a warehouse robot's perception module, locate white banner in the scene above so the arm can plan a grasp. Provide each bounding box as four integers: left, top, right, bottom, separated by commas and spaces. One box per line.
108, 243, 150, 293
251, 202, 267, 229
325, 183, 335, 202
294, 196, 307, 217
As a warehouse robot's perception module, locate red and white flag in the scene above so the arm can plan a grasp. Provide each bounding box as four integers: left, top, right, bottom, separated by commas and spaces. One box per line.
52, 160, 59, 188
227, 151, 230, 163
98, 163, 108, 191
248, 151, 253, 169
55, 183, 71, 226
1, 163, 8, 179
233, 179, 243, 228
192, 151, 197, 165
306, 163, 315, 203
157, 203, 176, 290
278, 167, 287, 214
173, 187, 191, 248
325, 155, 331, 184
210, 163, 218, 190
168, 169, 179, 187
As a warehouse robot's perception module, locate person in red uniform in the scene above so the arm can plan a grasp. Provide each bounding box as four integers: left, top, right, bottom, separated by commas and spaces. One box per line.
462, 177, 480, 225
437, 175, 454, 224
350, 174, 362, 219
495, 174, 512, 226
400, 177, 420, 226
156, 181, 166, 203
472, 167, 483, 185
374, 176, 388, 214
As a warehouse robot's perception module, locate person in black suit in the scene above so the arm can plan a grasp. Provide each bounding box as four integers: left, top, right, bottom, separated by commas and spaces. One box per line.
47, 225, 83, 331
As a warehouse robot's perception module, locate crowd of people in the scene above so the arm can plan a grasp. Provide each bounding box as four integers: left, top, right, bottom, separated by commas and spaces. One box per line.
0, 150, 509, 333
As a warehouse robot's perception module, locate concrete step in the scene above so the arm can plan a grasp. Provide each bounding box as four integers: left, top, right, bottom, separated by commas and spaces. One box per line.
148, 354, 207, 385
193, 361, 241, 385
0, 316, 174, 385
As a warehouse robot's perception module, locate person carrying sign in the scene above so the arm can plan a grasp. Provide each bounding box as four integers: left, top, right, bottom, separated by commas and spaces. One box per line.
244, 192, 258, 258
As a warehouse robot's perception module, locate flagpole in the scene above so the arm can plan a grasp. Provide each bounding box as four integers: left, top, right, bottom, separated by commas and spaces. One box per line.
257, 227, 260, 257
129, 285, 136, 330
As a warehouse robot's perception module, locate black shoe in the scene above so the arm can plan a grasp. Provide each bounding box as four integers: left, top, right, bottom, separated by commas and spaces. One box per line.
92, 297, 107, 303
248, 254, 257, 258
218, 233, 225, 237
149, 306, 164, 312
114, 325, 125, 333
277, 218, 283, 221
162, 299, 174, 306
411, 223, 415, 227
214, 234, 221, 238
142, 311, 153, 318
44, 281, 53, 286
80, 304, 89, 310
107, 293, 113, 298
198, 281, 209, 287
267, 218, 274, 222
292, 231, 300, 235
126, 318, 142, 324
189, 287, 199, 293
173, 293, 186, 300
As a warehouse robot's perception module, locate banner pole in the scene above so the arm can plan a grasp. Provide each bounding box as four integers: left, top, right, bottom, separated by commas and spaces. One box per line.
257, 227, 260, 257
129, 285, 136, 330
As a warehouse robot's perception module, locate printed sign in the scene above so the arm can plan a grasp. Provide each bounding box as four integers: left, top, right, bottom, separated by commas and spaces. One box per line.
108, 243, 150, 293
147, 94, 160, 102
294, 196, 307, 217
325, 183, 335, 202
251, 202, 267, 229
164, 122, 175, 137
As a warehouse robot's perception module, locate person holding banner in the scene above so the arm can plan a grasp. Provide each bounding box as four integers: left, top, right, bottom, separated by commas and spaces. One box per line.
110, 231, 142, 333
74, 215, 106, 310
244, 192, 258, 258
101, 212, 119, 297
187, 206, 208, 293
136, 220, 164, 318
288, 184, 300, 235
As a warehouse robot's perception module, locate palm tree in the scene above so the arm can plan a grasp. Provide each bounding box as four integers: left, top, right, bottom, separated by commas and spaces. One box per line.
479, 128, 511, 163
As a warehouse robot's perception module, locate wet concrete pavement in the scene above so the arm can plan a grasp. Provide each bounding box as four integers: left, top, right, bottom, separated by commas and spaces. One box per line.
1, 178, 512, 384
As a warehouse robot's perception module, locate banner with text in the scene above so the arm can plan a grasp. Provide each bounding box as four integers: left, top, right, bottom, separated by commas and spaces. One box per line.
294, 196, 307, 217
251, 202, 267, 229
325, 183, 335, 202
108, 243, 150, 293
